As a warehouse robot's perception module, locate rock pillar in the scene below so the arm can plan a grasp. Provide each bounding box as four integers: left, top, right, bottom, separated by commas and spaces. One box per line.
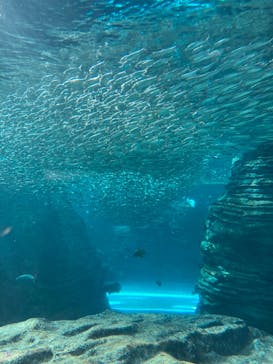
198, 142, 273, 333
0, 189, 108, 325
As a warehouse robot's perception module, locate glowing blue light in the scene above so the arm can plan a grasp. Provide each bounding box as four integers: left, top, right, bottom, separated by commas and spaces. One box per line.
108, 290, 199, 314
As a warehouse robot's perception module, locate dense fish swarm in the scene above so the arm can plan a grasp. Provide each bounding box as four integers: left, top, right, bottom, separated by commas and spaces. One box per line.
0, 0, 273, 221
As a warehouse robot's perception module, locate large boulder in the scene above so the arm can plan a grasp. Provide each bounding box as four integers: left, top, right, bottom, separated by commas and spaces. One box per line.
0, 311, 273, 364
0, 311, 268, 364
0, 189, 108, 325
198, 142, 273, 333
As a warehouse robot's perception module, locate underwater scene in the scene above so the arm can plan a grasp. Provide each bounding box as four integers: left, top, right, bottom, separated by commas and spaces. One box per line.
0, 0, 273, 363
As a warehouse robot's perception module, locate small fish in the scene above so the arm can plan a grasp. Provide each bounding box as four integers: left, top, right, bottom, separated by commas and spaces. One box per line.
155, 280, 162, 287
132, 248, 146, 258
232, 155, 240, 165
15, 274, 35, 283
104, 282, 122, 294
0, 226, 12, 238
186, 198, 196, 208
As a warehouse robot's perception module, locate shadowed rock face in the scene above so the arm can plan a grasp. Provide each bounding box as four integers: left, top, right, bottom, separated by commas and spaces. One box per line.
198, 142, 273, 333
0, 189, 108, 324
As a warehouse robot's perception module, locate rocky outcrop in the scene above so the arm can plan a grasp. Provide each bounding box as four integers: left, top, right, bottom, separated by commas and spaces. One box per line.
0, 310, 272, 364
0, 189, 108, 325
198, 142, 273, 333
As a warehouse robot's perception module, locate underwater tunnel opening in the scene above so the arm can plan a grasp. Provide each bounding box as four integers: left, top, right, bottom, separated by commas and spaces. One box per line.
99, 184, 225, 314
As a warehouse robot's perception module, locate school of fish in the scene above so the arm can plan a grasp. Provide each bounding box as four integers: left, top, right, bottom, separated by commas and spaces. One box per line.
0, 0, 272, 223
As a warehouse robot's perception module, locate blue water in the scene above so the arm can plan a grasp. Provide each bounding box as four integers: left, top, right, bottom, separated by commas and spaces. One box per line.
0, 0, 272, 321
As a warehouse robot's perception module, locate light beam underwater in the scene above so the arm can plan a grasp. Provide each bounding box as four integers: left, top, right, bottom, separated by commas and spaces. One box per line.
108, 290, 199, 314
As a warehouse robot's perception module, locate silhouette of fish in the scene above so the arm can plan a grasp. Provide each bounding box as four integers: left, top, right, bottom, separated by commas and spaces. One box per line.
132, 248, 146, 258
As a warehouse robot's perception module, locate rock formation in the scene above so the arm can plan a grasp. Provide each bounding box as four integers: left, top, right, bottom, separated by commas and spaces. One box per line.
0, 189, 108, 325
1, 311, 273, 364
198, 142, 273, 333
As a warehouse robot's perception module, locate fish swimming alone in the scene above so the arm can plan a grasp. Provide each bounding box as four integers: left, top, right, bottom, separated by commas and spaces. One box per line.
15, 274, 36, 283
0, 226, 12, 238
186, 198, 196, 208
132, 248, 146, 258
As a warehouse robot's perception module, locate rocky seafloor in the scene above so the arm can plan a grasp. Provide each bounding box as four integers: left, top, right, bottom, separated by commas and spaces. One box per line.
0, 310, 273, 364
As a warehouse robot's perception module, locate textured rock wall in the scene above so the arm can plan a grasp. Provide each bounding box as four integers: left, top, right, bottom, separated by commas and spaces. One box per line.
198, 142, 273, 333
1, 311, 271, 364
0, 189, 108, 325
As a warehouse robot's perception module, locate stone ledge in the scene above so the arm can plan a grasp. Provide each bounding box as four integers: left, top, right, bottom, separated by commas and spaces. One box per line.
0, 311, 272, 363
